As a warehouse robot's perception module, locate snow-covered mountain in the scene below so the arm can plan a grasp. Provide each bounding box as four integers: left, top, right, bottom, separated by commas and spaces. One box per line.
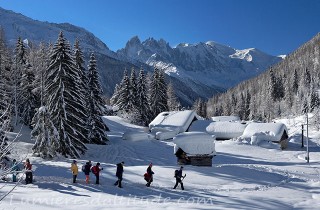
0, 7, 282, 106
0, 7, 113, 56
117, 36, 282, 90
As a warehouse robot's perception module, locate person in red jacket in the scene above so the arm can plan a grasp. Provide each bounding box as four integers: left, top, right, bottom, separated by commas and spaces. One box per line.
24, 158, 33, 184
91, 162, 103, 184
145, 163, 154, 187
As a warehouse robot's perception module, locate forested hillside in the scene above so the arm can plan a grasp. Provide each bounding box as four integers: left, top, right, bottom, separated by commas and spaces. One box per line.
207, 33, 320, 125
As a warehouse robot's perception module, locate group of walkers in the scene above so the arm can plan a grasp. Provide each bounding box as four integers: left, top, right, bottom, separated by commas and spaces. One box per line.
70, 160, 186, 190
71, 160, 103, 184
0, 157, 33, 184
1, 157, 186, 190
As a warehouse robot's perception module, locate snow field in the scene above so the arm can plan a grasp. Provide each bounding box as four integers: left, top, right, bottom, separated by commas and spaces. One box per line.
0, 116, 320, 209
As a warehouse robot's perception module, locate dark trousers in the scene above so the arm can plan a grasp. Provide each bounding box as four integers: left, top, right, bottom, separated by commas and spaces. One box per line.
73, 175, 77, 183
173, 177, 184, 190
25, 171, 33, 184
146, 176, 153, 187
95, 175, 99, 184
114, 176, 123, 188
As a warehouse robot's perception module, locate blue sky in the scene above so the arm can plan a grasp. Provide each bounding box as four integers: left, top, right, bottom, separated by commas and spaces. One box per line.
0, 0, 319, 55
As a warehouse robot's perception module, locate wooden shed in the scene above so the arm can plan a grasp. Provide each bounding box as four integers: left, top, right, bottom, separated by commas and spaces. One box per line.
173, 132, 216, 166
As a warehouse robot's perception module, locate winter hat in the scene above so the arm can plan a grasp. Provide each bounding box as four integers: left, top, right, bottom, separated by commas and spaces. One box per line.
97, 162, 100, 166
13, 159, 16, 162
121, 161, 124, 165
73, 160, 77, 163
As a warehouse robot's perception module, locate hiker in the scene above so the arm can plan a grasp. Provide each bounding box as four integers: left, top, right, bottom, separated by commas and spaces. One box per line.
173, 166, 185, 190
71, 160, 78, 183
83, 160, 92, 184
91, 162, 103, 184
114, 161, 124, 188
145, 163, 154, 187
24, 158, 33, 184
11, 159, 20, 182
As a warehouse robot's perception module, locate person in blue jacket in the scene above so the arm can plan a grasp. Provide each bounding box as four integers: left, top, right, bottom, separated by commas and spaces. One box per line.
114, 161, 124, 188
11, 159, 20, 182
173, 166, 185, 190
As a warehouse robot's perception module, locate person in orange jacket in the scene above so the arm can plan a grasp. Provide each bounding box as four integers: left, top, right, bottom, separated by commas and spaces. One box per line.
71, 160, 78, 183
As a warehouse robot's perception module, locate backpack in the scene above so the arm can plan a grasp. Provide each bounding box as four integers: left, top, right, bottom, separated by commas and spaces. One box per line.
174, 170, 179, 178
144, 173, 150, 181
81, 165, 85, 172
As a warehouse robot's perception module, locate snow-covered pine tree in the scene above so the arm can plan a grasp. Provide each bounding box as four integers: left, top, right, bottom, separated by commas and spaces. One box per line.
193, 98, 202, 117
31, 106, 59, 158
133, 67, 150, 126
45, 31, 87, 158
110, 84, 120, 106
30, 42, 50, 108
87, 53, 108, 144
149, 67, 168, 119
73, 40, 90, 142
167, 82, 180, 111
19, 62, 36, 127
244, 90, 251, 120
128, 67, 137, 111
0, 28, 12, 132
292, 69, 299, 95
0, 128, 9, 157
115, 69, 130, 111
12, 37, 27, 125
200, 100, 207, 119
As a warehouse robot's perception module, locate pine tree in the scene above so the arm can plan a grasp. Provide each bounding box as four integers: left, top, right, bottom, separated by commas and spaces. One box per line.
0, 28, 12, 132
0, 128, 9, 157
127, 67, 137, 111
309, 87, 320, 112
115, 69, 130, 111
167, 82, 180, 111
31, 106, 59, 158
292, 69, 299, 95
87, 53, 108, 144
110, 84, 120, 106
73, 40, 90, 142
30, 42, 50, 107
19, 63, 36, 127
193, 98, 202, 117
149, 68, 168, 119
134, 67, 150, 126
45, 32, 86, 158
244, 91, 251, 120
12, 37, 27, 125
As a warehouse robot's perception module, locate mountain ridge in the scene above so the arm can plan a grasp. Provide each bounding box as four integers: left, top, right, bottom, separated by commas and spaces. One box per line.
0, 6, 282, 106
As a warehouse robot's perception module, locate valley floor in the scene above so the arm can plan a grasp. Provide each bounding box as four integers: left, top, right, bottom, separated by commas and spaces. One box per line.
0, 116, 320, 210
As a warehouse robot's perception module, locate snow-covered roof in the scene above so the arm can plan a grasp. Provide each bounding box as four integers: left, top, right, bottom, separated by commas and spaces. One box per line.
211, 116, 240, 122
206, 121, 247, 139
241, 123, 288, 142
173, 132, 216, 155
149, 110, 198, 134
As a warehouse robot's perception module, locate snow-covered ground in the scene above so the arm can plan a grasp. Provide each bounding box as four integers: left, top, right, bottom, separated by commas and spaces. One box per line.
1, 115, 320, 210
